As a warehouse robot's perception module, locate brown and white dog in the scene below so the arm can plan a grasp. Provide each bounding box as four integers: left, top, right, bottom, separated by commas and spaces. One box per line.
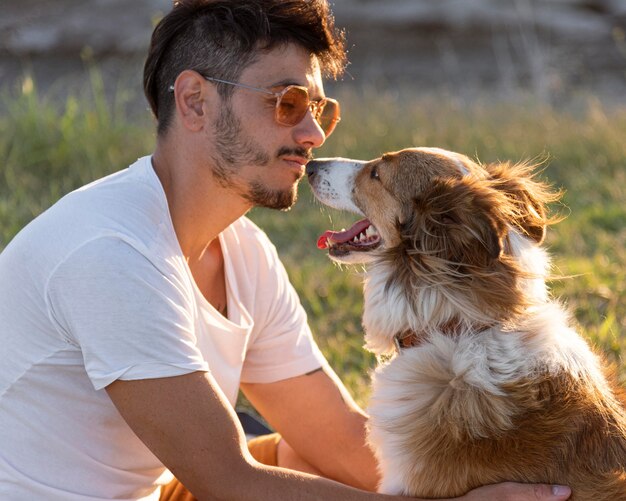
306, 147, 626, 499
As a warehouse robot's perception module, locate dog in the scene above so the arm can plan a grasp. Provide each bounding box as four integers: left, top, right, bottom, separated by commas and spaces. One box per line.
306, 147, 626, 499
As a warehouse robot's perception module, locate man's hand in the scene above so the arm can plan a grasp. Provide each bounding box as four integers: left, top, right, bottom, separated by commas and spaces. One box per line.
461, 482, 571, 500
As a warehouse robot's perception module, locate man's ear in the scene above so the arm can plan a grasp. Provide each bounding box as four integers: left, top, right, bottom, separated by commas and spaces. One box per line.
170, 70, 212, 132
485, 161, 560, 244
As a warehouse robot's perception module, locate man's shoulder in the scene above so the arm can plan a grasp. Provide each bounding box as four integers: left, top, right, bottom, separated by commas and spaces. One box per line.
48, 157, 167, 245
65, 156, 162, 215
0, 156, 176, 280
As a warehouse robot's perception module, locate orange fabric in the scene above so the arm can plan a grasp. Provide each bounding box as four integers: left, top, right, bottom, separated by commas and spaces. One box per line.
159, 476, 197, 501
159, 433, 282, 501
247, 432, 282, 467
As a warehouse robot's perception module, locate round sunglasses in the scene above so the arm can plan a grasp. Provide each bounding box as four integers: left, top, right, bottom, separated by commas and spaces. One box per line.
169, 75, 341, 137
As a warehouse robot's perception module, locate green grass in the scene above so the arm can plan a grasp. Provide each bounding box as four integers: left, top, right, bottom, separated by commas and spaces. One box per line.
1, 74, 624, 406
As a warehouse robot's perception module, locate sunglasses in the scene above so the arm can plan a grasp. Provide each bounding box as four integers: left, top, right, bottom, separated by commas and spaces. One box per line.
169, 75, 341, 137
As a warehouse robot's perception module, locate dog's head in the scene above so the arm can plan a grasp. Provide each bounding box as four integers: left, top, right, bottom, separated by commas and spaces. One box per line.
307, 147, 560, 346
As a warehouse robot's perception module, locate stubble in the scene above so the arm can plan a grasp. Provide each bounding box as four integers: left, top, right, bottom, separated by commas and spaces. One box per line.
211, 104, 301, 210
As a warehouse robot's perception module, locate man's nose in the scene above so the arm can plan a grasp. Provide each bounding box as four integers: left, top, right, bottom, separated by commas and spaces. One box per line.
293, 112, 326, 149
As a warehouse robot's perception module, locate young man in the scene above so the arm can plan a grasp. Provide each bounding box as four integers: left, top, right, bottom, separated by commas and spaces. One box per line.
0, 1, 571, 499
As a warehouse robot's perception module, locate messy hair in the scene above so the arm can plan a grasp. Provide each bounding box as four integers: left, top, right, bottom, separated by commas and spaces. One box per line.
143, 0, 347, 135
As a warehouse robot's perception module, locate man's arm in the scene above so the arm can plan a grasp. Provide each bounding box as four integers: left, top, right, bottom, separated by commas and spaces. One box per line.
241, 365, 377, 490
106, 371, 402, 500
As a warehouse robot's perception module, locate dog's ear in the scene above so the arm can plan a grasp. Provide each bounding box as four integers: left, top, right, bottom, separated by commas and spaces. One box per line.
407, 178, 510, 267
485, 161, 560, 244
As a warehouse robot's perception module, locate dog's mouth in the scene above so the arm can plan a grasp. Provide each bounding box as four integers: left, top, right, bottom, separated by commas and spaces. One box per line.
317, 218, 382, 256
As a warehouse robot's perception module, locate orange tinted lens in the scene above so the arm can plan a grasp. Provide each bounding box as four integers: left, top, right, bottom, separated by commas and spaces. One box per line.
317, 99, 340, 136
276, 86, 309, 126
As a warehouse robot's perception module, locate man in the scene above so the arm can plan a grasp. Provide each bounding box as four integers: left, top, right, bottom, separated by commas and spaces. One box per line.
0, 1, 571, 499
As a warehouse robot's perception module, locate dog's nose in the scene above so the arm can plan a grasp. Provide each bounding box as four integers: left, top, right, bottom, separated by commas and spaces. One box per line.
305, 160, 321, 180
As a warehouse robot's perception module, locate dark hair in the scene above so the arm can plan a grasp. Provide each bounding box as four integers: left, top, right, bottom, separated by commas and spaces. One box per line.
143, 0, 347, 135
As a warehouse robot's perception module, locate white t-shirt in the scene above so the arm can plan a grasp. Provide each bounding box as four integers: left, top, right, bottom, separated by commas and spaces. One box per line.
0, 156, 327, 500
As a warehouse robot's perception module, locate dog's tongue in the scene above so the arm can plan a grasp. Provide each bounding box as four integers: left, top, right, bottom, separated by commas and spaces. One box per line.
317, 219, 371, 249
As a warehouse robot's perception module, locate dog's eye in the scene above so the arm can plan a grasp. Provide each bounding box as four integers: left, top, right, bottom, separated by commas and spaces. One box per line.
370, 166, 380, 180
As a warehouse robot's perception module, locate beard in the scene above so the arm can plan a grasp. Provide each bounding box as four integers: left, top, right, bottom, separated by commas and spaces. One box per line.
211, 104, 307, 211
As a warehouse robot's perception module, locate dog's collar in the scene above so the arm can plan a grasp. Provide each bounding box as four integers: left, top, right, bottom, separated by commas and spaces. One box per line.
393, 330, 426, 352
393, 322, 493, 353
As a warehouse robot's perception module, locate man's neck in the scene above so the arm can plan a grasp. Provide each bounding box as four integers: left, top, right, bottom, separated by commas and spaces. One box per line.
151, 141, 251, 262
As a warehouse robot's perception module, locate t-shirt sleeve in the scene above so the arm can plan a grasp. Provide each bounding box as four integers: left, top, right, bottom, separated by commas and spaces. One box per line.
46, 237, 208, 390
239, 239, 327, 384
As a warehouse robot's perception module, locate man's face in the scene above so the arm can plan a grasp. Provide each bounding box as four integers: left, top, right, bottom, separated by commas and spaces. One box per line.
207, 44, 328, 210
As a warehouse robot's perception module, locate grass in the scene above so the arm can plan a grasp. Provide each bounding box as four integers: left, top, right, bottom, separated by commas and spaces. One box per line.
1, 73, 624, 406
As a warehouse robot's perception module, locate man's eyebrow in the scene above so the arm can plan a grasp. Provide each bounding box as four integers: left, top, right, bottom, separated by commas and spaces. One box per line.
268, 78, 304, 88
268, 79, 326, 101
268, 79, 306, 89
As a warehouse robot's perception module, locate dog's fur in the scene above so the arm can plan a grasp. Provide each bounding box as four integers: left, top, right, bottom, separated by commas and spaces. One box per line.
306, 147, 626, 499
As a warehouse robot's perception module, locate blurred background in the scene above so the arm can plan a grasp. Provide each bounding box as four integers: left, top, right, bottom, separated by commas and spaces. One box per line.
1, 0, 625, 406
2, 0, 626, 103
